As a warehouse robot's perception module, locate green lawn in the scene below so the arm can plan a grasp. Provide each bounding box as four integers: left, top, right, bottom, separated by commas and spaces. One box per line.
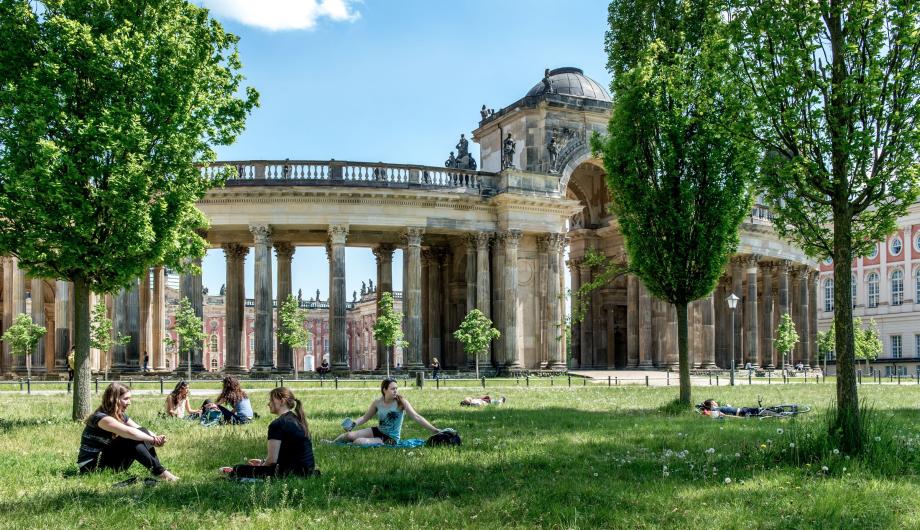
0, 382, 918, 529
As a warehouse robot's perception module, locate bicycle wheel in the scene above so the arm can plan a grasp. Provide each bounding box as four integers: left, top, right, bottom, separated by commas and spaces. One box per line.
763, 404, 811, 416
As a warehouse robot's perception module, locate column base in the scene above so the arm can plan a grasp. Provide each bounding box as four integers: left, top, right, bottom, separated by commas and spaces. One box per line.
549, 361, 568, 371
251, 363, 275, 373
638, 360, 655, 370
700, 363, 719, 369
223, 365, 248, 374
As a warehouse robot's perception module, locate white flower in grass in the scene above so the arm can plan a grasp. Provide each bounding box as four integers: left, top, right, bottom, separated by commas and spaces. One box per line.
735, 453, 741, 458
663, 465, 668, 471
724, 477, 732, 484
874, 436, 881, 442
821, 466, 829, 473
662, 471, 670, 477
593, 472, 598, 477
789, 443, 795, 448
777, 428, 784, 435
705, 447, 715, 454
833, 448, 839, 455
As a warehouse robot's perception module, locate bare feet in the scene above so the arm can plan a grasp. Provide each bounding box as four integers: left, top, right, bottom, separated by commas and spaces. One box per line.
157, 470, 179, 482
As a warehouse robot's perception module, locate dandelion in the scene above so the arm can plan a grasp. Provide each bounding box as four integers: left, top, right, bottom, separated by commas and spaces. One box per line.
724, 477, 732, 484
735, 453, 741, 458
789, 443, 795, 448
874, 436, 881, 442
777, 428, 784, 435
706, 447, 715, 454
760, 444, 767, 449
663, 465, 668, 471
833, 449, 839, 455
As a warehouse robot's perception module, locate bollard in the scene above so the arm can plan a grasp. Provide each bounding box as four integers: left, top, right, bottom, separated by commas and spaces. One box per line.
666, 372, 670, 386
645, 375, 649, 387
94, 378, 99, 394
415, 371, 424, 389
335, 377, 339, 389
748, 372, 752, 385
67, 380, 72, 394
160, 377, 164, 395
129, 379, 133, 389
436, 378, 440, 389
550, 377, 554, 387
481, 376, 485, 388
608, 376, 611, 387
568, 375, 572, 387
615, 377, 619, 386
320, 378, 323, 388
768, 371, 771, 385
26, 377, 30, 395
583, 377, 586, 386
716, 375, 719, 386
526, 375, 530, 387
19, 378, 23, 391
898, 372, 901, 385
709, 373, 712, 386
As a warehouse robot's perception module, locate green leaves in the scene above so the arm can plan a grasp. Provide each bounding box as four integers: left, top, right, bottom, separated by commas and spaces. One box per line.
453, 309, 500, 379
775, 312, 799, 358
373, 292, 407, 350
0, 313, 46, 360
278, 294, 311, 350
165, 297, 203, 356
89, 300, 128, 354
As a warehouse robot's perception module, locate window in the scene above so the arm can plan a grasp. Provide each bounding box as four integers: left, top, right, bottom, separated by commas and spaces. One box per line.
915, 334, 920, 356
867, 272, 880, 307
823, 257, 832, 265
891, 270, 904, 306
867, 245, 879, 259
210, 359, 218, 371
891, 335, 903, 358
851, 273, 857, 307
915, 269, 920, 303
306, 338, 313, 354
890, 236, 903, 256
824, 279, 834, 312
210, 333, 219, 353
915, 233, 920, 253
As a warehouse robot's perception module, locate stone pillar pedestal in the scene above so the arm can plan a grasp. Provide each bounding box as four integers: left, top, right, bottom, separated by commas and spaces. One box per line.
702, 293, 717, 368
251, 225, 274, 372
745, 256, 760, 367
113, 278, 141, 373
760, 263, 775, 369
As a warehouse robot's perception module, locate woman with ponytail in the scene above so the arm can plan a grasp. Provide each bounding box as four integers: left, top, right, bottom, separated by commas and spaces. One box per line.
223, 387, 316, 478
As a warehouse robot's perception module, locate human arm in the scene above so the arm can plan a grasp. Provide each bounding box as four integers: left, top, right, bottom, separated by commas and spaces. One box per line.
165, 396, 177, 417
400, 398, 440, 434
98, 416, 165, 446
248, 440, 282, 466
184, 399, 198, 415
351, 401, 378, 429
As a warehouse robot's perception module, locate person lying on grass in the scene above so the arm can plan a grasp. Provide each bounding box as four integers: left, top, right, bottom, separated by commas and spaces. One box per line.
460, 395, 506, 407
77, 382, 179, 481
334, 378, 442, 446
203, 375, 254, 424
164, 380, 200, 419
221, 387, 316, 478
698, 399, 761, 418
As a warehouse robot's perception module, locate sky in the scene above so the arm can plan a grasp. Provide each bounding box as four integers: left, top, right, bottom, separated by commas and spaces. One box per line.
195, 0, 612, 299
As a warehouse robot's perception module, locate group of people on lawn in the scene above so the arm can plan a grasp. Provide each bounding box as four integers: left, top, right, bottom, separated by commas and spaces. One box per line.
78, 376, 445, 482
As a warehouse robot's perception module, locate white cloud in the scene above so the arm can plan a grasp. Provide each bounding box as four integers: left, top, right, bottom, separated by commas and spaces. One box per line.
200, 0, 360, 31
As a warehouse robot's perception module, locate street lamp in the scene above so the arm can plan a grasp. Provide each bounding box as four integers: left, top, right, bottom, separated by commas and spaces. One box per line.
726, 293, 740, 386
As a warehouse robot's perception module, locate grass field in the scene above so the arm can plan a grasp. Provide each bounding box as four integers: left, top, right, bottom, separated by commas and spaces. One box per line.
1, 382, 919, 529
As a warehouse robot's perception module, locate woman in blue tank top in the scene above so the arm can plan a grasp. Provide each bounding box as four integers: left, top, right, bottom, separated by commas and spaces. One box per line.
335, 378, 442, 446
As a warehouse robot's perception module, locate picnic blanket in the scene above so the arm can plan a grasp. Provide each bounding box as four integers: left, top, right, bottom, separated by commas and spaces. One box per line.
335, 438, 426, 448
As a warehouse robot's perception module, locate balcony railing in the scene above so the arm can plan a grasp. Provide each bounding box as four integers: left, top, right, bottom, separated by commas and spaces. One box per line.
241, 291, 402, 311
201, 160, 492, 193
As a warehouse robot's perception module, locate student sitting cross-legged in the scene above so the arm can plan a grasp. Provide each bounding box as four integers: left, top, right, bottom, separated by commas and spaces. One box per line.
223, 387, 316, 478
334, 377, 442, 446
77, 382, 179, 481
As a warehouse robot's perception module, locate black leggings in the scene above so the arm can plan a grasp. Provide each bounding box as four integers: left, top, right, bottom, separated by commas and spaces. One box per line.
88, 429, 166, 476
231, 464, 316, 479
216, 405, 251, 424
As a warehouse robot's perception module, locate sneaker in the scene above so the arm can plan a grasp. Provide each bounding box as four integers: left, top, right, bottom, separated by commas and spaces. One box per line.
497, 396, 507, 405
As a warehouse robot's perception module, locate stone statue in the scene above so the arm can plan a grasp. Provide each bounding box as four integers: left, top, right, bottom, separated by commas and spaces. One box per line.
445, 151, 456, 168
297, 288, 303, 302
502, 132, 516, 170
480, 104, 489, 119
369, 279, 374, 292
316, 289, 321, 302
546, 131, 559, 172
352, 290, 357, 302
361, 281, 367, 296
456, 134, 469, 159
542, 68, 554, 94
219, 284, 226, 296
202, 286, 209, 296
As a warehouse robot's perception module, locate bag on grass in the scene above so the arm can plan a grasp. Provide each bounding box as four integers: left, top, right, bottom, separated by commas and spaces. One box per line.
200, 408, 223, 427
426, 429, 461, 447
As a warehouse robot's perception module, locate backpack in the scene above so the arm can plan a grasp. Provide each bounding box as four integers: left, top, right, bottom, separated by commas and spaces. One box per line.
426, 429, 461, 447
200, 408, 223, 427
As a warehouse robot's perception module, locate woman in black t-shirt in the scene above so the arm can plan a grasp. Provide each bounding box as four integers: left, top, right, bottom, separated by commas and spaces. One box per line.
224, 387, 315, 478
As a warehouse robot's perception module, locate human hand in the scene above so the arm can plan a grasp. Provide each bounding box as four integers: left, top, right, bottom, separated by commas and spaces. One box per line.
248, 458, 264, 466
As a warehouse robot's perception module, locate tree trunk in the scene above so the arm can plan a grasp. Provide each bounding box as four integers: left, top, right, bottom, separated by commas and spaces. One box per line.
832, 211, 862, 452
71, 278, 92, 421
676, 301, 691, 406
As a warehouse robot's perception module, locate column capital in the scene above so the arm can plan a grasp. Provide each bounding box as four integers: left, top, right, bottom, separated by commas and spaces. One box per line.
328, 224, 349, 245
807, 269, 819, 282
779, 259, 794, 274
403, 227, 424, 247
372, 244, 395, 264
475, 231, 493, 250
249, 224, 272, 245
274, 242, 296, 261
222, 243, 249, 262
502, 229, 523, 249
566, 258, 582, 272
730, 255, 747, 267
745, 254, 762, 271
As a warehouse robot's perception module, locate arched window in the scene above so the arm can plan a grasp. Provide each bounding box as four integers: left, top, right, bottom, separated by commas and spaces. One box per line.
891, 270, 904, 306
867, 245, 879, 259
890, 237, 903, 256
823, 279, 834, 312
851, 273, 857, 307
210, 358, 218, 371
210, 333, 219, 353
867, 272, 880, 308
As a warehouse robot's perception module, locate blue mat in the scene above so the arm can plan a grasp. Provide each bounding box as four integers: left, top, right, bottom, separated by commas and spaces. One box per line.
335, 438, 426, 448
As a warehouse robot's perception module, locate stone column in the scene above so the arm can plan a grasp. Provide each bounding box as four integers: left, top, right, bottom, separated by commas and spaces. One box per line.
546, 234, 566, 370
54, 280, 72, 372
465, 235, 477, 318
274, 242, 295, 372
138, 269, 150, 369
426, 248, 444, 367
579, 263, 595, 368
30, 278, 46, 374
328, 224, 349, 372
807, 269, 818, 368
491, 234, 506, 366
504, 230, 523, 370
760, 263, 775, 368
475, 233, 492, 320
113, 278, 141, 373
151, 266, 167, 371
730, 257, 744, 369
250, 224, 274, 372
638, 282, 653, 368
404, 227, 424, 370
791, 266, 806, 365
8, 259, 26, 370
778, 260, 791, 318
745, 255, 760, 366
626, 275, 639, 368
221, 245, 247, 372
1, 258, 11, 373
702, 292, 717, 368
537, 236, 551, 367
373, 244, 395, 370
664, 301, 678, 369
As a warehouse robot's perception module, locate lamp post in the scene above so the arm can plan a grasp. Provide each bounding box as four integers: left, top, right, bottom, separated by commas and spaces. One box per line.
726, 293, 740, 386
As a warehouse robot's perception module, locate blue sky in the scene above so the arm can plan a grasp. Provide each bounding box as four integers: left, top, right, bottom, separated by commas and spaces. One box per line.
196, 0, 611, 299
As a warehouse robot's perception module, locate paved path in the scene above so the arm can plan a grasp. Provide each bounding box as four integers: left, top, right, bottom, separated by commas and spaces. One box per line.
569, 369, 826, 387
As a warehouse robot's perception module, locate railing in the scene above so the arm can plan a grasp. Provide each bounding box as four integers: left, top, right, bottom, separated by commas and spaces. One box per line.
201, 160, 492, 193
241, 291, 402, 311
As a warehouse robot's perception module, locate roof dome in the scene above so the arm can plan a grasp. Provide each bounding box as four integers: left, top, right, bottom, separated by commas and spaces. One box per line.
526, 67, 611, 102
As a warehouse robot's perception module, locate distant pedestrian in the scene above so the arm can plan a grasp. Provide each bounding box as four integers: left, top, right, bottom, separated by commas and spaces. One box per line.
143, 352, 150, 373
431, 358, 441, 381
67, 347, 75, 381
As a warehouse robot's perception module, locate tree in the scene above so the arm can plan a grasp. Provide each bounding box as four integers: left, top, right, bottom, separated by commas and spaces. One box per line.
0, 0, 258, 420
372, 292, 407, 377
164, 297, 204, 384
278, 294, 311, 379
727, 0, 920, 451
0, 313, 46, 380
775, 312, 799, 372
853, 318, 882, 373
454, 309, 501, 379
89, 301, 129, 380
594, 0, 757, 406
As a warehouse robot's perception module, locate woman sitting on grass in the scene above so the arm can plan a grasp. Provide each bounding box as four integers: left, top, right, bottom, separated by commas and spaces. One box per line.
77, 382, 179, 481
334, 377, 442, 446
204, 376, 254, 424
222, 387, 316, 478
164, 381, 200, 419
